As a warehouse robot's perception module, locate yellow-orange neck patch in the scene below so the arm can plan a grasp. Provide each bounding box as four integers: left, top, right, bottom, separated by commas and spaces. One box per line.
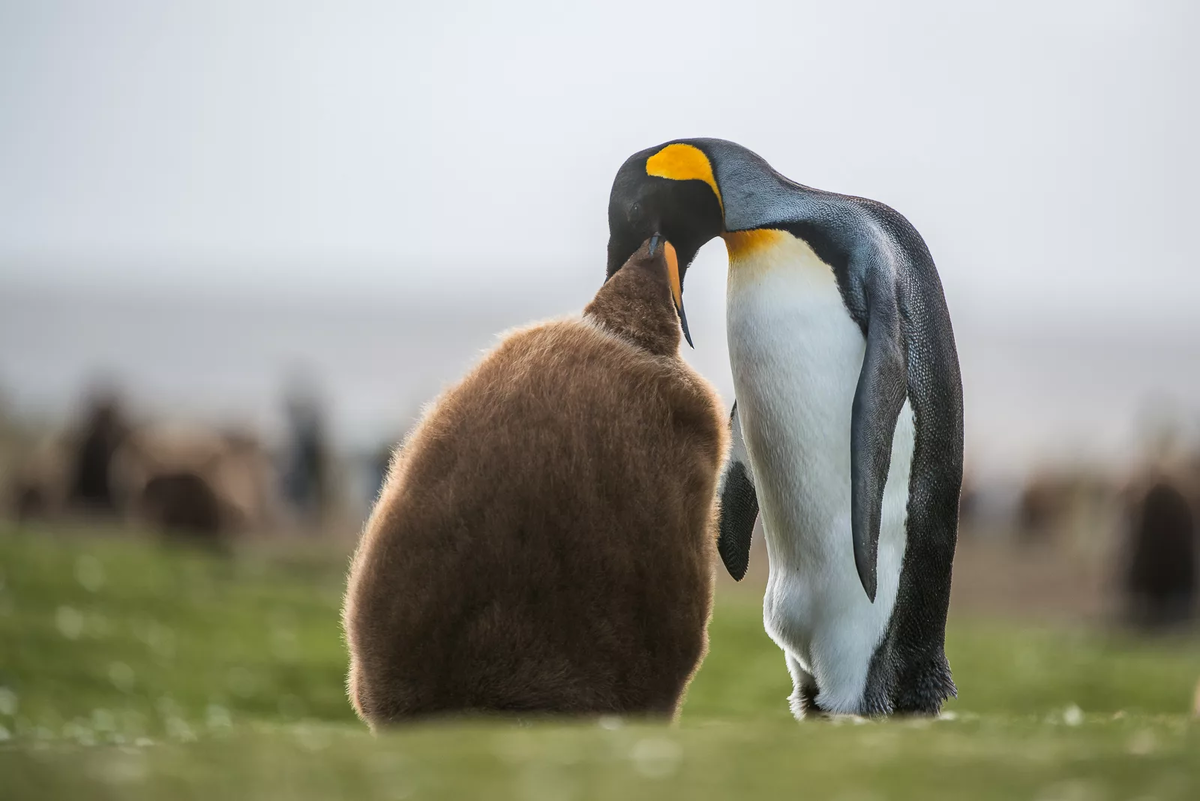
645, 144, 724, 213
722, 229, 787, 261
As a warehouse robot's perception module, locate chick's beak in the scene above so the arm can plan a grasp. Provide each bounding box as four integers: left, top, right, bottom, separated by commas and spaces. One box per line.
647, 235, 693, 348
662, 239, 693, 348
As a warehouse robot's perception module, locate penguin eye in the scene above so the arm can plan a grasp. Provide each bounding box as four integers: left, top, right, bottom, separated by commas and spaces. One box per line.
628, 202, 642, 222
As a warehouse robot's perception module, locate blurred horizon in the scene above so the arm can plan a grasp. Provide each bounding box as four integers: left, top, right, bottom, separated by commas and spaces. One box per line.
3, 0, 1199, 479
4, 272, 1199, 479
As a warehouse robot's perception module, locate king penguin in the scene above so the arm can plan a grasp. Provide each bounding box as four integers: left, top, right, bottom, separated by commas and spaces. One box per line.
606, 139, 964, 718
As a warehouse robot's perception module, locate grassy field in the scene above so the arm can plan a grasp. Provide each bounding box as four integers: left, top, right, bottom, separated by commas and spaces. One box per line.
1, 526, 1197, 800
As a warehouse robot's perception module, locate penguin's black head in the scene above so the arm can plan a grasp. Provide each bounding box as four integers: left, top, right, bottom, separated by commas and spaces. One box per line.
606, 142, 726, 345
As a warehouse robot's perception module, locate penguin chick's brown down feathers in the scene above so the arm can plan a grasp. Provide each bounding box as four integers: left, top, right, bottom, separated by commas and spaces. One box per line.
342, 239, 728, 727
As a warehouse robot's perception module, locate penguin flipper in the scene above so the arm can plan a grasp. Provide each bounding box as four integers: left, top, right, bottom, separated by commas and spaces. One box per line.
717, 401, 759, 581
850, 267, 909, 603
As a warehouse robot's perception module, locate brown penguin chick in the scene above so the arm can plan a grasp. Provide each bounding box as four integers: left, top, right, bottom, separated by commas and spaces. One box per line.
342, 238, 728, 728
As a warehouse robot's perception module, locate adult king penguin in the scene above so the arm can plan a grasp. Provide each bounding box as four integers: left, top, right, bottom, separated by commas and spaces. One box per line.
606, 139, 964, 718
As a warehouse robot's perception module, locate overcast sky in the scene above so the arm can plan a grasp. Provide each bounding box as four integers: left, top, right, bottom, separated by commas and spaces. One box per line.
2, 0, 1198, 318
2, 1, 1199, 472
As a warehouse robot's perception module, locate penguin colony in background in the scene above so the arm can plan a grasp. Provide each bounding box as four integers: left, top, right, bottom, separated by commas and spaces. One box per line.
1124, 474, 1196, 629
8, 394, 277, 545
606, 139, 963, 718
342, 239, 727, 726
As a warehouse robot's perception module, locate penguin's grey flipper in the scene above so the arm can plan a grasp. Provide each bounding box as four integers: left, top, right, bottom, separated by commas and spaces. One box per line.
718, 401, 759, 581
850, 264, 909, 603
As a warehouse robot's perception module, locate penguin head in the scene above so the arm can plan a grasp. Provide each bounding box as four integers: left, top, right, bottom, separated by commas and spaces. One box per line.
606, 142, 726, 346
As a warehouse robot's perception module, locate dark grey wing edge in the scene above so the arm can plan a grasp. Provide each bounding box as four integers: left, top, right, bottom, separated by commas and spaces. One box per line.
717, 401, 759, 581
850, 254, 909, 603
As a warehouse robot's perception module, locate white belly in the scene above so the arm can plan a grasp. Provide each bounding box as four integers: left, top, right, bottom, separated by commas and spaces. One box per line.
725, 230, 914, 714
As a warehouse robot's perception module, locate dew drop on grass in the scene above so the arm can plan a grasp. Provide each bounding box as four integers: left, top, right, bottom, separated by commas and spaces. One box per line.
56, 606, 84, 640
1062, 704, 1083, 727
63, 719, 97, 746
0, 687, 17, 717
630, 737, 683, 780
147, 623, 176, 661
206, 704, 232, 729
133, 617, 177, 660
109, 662, 136, 692
166, 716, 196, 743
92, 708, 116, 732
122, 709, 148, 738
156, 697, 181, 718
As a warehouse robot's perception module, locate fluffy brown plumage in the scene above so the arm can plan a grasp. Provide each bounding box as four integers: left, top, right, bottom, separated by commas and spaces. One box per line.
342, 240, 728, 727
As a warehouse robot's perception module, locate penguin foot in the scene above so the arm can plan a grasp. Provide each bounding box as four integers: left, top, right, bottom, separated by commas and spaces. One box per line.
788, 681, 823, 721
892, 653, 957, 716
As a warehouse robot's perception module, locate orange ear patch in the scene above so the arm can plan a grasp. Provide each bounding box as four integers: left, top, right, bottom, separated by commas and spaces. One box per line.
646, 144, 723, 213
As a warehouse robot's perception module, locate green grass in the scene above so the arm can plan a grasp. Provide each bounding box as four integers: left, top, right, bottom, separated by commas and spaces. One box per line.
1, 525, 1198, 799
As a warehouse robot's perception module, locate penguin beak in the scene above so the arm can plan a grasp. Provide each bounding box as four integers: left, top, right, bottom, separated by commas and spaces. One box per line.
650, 235, 694, 349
